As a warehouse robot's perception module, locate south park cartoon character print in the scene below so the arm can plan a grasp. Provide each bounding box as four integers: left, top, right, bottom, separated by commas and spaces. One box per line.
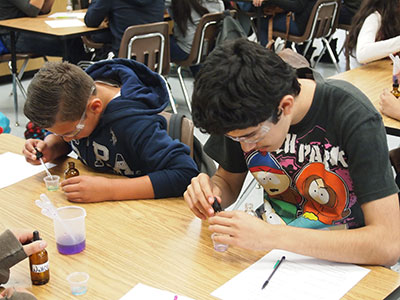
246, 150, 351, 229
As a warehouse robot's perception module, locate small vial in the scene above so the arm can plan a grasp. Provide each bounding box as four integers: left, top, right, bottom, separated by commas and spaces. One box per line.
391, 79, 400, 99
244, 203, 257, 216
29, 231, 49, 285
65, 161, 79, 179
66, 0, 73, 12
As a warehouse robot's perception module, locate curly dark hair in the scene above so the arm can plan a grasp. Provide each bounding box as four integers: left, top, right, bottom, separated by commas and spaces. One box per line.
192, 38, 300, 135
347, 0, 400, 58
24, 61, 94, 128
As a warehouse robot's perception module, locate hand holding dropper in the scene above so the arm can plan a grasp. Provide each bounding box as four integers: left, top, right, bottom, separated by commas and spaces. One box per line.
34, 147, 53, 180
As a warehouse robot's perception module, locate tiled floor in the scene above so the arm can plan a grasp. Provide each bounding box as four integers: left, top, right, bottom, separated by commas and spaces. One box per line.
1, 33, 399, 272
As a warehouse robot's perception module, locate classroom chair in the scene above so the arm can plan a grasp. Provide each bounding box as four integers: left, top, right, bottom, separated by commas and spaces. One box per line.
160, 111, 194, 158
273, 0, 341, 72
173, 12, 226, 113
160, 111, 216, 176
0, 53, 48, 126
118, 21, 177, 114
337, 23, 351, 71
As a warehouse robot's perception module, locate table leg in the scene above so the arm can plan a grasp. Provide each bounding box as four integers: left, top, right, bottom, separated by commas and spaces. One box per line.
256, 6, 262, 43
10, 31, 19, 126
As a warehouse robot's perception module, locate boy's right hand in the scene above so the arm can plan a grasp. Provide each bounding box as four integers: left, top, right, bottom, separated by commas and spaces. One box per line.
183, 173, 222, 220
23, 139, 49, 165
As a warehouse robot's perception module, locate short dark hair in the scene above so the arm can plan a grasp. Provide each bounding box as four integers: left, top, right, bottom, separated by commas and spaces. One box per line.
24, 61, 94, 128
192, 38, 301, 135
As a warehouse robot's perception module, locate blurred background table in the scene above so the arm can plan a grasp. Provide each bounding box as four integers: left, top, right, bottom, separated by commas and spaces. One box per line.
331, 58, 400, 136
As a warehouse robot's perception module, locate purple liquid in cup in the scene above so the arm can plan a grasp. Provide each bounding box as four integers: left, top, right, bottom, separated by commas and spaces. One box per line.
57, 236, 86, 255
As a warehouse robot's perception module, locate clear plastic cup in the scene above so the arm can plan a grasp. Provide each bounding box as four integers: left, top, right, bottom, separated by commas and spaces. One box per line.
67, 272, 89, 295
43, 175, 60, 191
211, 233, 229, 252
54, 206, 86, 255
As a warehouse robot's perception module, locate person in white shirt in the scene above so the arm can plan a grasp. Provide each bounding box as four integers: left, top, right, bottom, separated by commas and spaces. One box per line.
346, 0, 400, 66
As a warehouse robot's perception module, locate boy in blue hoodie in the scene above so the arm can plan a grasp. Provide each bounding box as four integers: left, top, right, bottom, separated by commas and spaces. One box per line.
22, 59, 198, 202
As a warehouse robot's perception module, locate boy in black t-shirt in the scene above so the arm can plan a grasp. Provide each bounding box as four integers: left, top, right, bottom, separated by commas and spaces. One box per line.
184, 38, 400, 266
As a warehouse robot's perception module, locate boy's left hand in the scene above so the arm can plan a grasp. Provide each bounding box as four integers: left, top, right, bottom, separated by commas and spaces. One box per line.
208, 211, 275, 251
61, 176, 112, 203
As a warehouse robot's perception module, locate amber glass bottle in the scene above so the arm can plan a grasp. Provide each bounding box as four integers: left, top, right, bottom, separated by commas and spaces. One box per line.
392, 79, 400, 99
29, 231, 49, 285
65, 161, 80, 179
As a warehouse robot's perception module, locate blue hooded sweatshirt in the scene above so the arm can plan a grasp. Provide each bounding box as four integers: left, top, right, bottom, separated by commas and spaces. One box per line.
70, 59, 198, 198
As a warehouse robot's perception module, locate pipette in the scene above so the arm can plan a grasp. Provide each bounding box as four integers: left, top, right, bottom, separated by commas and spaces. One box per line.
34, 147, 53, 179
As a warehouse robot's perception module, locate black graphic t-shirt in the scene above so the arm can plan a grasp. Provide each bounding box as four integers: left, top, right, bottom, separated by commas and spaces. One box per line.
205, 79, 398, 229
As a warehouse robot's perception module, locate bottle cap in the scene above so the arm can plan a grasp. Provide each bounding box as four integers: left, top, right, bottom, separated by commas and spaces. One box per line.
34, 147, 43, 159
33, 230, 41, 241
212, 197, 222, 213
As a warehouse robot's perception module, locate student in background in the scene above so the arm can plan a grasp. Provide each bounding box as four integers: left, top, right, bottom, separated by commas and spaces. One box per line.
184, 38, 400, 266
236, 0, 316, 49
165, 0, 224, 65
23, 60, 198, 203
347, 0, 400, 66
0, 229, 48, 300
0, 0, 88, 64
339, 0, 362, 25
84, 0, 165, 57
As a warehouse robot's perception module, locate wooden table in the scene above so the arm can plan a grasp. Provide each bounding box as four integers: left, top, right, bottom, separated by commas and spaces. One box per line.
1, 134, 399, 299
331, 58, 400, 136
0, 10, 105, 126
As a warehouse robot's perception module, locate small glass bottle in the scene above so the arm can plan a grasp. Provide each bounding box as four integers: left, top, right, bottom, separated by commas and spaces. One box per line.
392, 79, 400, 99
65, 161, 79, 179
66, 0, 73, 12
244, 203, 257, 217
29, 231, 49, 285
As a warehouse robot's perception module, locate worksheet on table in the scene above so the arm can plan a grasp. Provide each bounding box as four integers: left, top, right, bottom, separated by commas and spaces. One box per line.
120, 283, 195, 300
0, 152, 56, 189
212, 249, 370, 300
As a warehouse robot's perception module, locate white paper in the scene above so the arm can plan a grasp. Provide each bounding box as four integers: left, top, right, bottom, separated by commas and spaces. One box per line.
48, 12, 85, 19
0, 152, 56, 189
45, 19, 85, 28
212, 249, 370, 300
120, 283, 195, 300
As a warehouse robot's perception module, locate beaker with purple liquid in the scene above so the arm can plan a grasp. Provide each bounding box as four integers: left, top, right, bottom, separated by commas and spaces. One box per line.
53, 206, 86, 255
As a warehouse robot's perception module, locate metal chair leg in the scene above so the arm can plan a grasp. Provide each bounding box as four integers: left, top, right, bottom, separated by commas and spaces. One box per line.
7, 60, 28, 99
161, 76, 177, 114
322, 37, 340, 72
312, 38, 340, 73
11, 74, 19, 126
177, 65, 192, 113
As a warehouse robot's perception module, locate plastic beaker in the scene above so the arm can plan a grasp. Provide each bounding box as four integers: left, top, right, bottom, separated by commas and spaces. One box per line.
43, 175, 60, 191
54, 206, 86, 255
211, 233, 229, 252
67, 272, 89, 295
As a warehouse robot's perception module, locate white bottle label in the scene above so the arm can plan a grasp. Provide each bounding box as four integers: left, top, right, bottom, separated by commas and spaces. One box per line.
32, 261, 49, 273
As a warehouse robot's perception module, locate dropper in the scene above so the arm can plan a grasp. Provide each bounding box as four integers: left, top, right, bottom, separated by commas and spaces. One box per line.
34, 147, 53, 179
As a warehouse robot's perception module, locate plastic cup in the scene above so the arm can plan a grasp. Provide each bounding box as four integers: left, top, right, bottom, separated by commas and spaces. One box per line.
211, 233, 229, 252
67, 272, 89, 295
43, 175, 60, 191
54, 206, 86, 255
